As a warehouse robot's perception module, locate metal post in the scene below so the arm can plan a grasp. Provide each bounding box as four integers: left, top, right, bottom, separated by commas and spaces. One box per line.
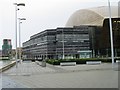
18, 18, 26, 63
14, 3, 25, 68
108, 0, 114, 68
19, 19, 22, 61
62, 29, 65, 59
15, 4, 18, 68
46, 41, 48, 60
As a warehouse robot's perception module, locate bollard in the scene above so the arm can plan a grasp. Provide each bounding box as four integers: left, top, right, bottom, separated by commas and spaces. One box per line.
42, 60, 46, 67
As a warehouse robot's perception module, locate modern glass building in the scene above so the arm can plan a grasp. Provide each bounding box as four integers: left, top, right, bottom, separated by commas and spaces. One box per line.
23, 26, 97, 60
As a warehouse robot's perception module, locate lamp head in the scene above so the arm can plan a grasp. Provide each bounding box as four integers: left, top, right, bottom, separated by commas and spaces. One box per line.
17, 3, 25, 6
20, 18, 26, 20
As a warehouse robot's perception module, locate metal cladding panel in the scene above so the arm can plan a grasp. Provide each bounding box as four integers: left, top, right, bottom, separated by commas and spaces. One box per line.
66, 6, 118, 27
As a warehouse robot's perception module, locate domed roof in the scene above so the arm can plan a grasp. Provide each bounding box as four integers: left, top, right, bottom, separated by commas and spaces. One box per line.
66, 6, 118, 26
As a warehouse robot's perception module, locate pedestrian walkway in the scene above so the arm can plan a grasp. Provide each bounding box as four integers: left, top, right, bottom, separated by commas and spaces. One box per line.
1, 61, 119, 88
3, 61, 57, 75
3, 61, 115, 76
2, 76, 27, 88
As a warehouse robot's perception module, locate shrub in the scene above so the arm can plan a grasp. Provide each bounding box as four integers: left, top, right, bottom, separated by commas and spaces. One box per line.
46, 58, 120, 65
101, 59, 111, 63
46, 59, 61, 65
46, 58, 100, 65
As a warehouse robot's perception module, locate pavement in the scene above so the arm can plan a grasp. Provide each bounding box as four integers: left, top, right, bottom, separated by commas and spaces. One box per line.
1, 61, 119, 88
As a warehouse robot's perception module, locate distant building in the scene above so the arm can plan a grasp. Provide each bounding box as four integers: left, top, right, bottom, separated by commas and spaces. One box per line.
2, 39, 12, 58
10, 49, 16, 59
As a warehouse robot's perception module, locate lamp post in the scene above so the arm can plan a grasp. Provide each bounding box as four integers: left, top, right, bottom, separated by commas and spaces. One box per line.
108, 0, 114, 68
18, 18, 26, 63
62, 29, 65, 59
14, 3, 25, 68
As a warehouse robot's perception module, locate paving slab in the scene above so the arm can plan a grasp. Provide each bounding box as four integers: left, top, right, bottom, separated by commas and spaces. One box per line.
1, 76, 27, 88
1, 61, 119, 88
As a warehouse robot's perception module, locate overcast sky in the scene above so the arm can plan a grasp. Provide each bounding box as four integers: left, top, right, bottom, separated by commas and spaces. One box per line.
0, 0, 119, 49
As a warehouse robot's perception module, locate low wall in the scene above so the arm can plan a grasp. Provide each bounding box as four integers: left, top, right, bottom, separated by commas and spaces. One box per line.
0, 61, 16, 73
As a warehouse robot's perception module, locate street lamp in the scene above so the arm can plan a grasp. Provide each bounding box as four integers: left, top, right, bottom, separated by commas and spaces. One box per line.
108, 0, 114, 68
14, 3, 25, 68
62, 29, 65, 59
18, 18, 26, 63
